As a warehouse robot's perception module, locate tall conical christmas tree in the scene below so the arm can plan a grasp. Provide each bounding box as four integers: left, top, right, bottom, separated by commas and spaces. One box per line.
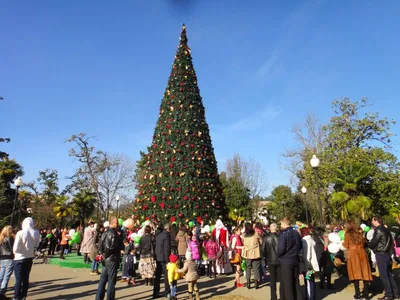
134, 25, 225, 223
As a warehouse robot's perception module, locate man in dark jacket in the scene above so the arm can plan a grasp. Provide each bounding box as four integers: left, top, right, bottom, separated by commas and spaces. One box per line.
263, 223, 280, 300
153, 223, 171, 299
370, 216, 399, 300
95, 217, 124, 300
170, 223, 178, 254
277, 217, 302, 300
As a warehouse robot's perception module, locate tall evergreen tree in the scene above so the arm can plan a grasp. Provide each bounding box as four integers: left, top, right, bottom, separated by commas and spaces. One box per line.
134, 25, 225, 223
0, 157, 23, 227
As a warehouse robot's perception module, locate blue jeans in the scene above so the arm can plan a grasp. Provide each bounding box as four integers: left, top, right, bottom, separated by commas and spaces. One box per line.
92, 260, 99, 271
13, 258, 33, 300
0, 259, 13, 295
95, 260, 118, 300
170, 281, 177, 297
376, 253, 399, 298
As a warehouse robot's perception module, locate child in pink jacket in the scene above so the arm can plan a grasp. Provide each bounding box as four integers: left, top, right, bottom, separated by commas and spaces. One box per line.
205, 235, 219, 278
188, 235, 201, 264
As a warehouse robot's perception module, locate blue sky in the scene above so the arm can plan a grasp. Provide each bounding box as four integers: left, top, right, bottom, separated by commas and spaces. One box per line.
1, 1, 400, 194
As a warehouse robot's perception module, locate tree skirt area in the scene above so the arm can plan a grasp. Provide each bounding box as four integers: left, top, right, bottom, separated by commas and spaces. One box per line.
48, 255, 100, 269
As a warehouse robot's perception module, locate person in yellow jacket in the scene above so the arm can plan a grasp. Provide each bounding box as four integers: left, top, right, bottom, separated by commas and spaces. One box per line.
166, 254, 180, 300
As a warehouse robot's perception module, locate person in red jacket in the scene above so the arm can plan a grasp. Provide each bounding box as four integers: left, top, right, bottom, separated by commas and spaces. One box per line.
212, 220, 232, 274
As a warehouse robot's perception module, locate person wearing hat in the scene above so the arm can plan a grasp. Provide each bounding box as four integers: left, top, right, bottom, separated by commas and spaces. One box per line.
153, 223, 172, 299
13, 217, 40, 300
166, 254, 180, 300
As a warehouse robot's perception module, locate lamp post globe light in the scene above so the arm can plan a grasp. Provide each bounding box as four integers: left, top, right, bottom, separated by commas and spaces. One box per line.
11, 176, 23, 227
310, 154, 324, 227
281, 200, 286, 217
301, 186, 309, 225
14, 177, 22, 188
301, 186, 307, 194
310, 154, 320, 168
116, 195, 120, 219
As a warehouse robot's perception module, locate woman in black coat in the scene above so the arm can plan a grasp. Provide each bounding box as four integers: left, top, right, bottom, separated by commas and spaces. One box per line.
138, 225, 155, 285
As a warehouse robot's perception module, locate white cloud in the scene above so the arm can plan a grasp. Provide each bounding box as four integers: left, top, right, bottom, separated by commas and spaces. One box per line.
213, 103, 281, 134
258, 50, 279, 77
256, 1, 321, 81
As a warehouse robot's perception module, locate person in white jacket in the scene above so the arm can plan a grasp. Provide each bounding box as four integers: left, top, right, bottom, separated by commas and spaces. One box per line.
300, 227, 320, 300
13, 217, 40, 300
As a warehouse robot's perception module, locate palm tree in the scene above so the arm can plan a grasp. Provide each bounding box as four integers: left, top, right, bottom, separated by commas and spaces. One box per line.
0, 157, 23, 181
0, 157, 23, 226
330, 162, 372, 220
72, 190, 96, 226
53, 195, 73, 227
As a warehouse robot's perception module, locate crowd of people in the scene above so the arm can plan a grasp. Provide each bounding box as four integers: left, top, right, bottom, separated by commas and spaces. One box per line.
0, 215, 399, 300
83, 215, 400, 300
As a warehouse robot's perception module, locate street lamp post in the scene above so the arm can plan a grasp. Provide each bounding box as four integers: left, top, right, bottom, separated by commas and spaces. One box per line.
301, 186, 309, 225
234, 208, 238, 226
116, 195, 120, 219
17, 193, 24, 228
281, 200, 286, 217
11, 177, 23, 227
310, 154, 324, 227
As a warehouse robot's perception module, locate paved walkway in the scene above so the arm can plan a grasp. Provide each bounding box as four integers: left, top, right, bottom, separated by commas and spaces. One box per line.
4, 261, 368, 300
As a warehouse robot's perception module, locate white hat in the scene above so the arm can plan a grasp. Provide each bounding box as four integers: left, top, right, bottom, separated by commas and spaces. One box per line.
104, 221, 110, 227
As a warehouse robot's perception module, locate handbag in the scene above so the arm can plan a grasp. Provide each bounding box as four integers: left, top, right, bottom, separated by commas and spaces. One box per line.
230, 252, 241, 264
333, 257, 344, 267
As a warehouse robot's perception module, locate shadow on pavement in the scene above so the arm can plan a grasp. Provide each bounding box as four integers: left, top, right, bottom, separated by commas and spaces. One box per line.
30, 277, 74, 288
117, 275, 235, 300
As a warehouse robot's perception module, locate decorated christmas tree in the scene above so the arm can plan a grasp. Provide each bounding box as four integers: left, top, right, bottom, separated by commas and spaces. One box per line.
134, 25, 225, 223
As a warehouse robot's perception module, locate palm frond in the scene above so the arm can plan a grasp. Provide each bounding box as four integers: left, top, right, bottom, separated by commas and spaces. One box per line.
330, 191, 349, 204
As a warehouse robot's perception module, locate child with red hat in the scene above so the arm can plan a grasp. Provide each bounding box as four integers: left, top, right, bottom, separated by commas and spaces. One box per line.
166, 254, 180, 300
